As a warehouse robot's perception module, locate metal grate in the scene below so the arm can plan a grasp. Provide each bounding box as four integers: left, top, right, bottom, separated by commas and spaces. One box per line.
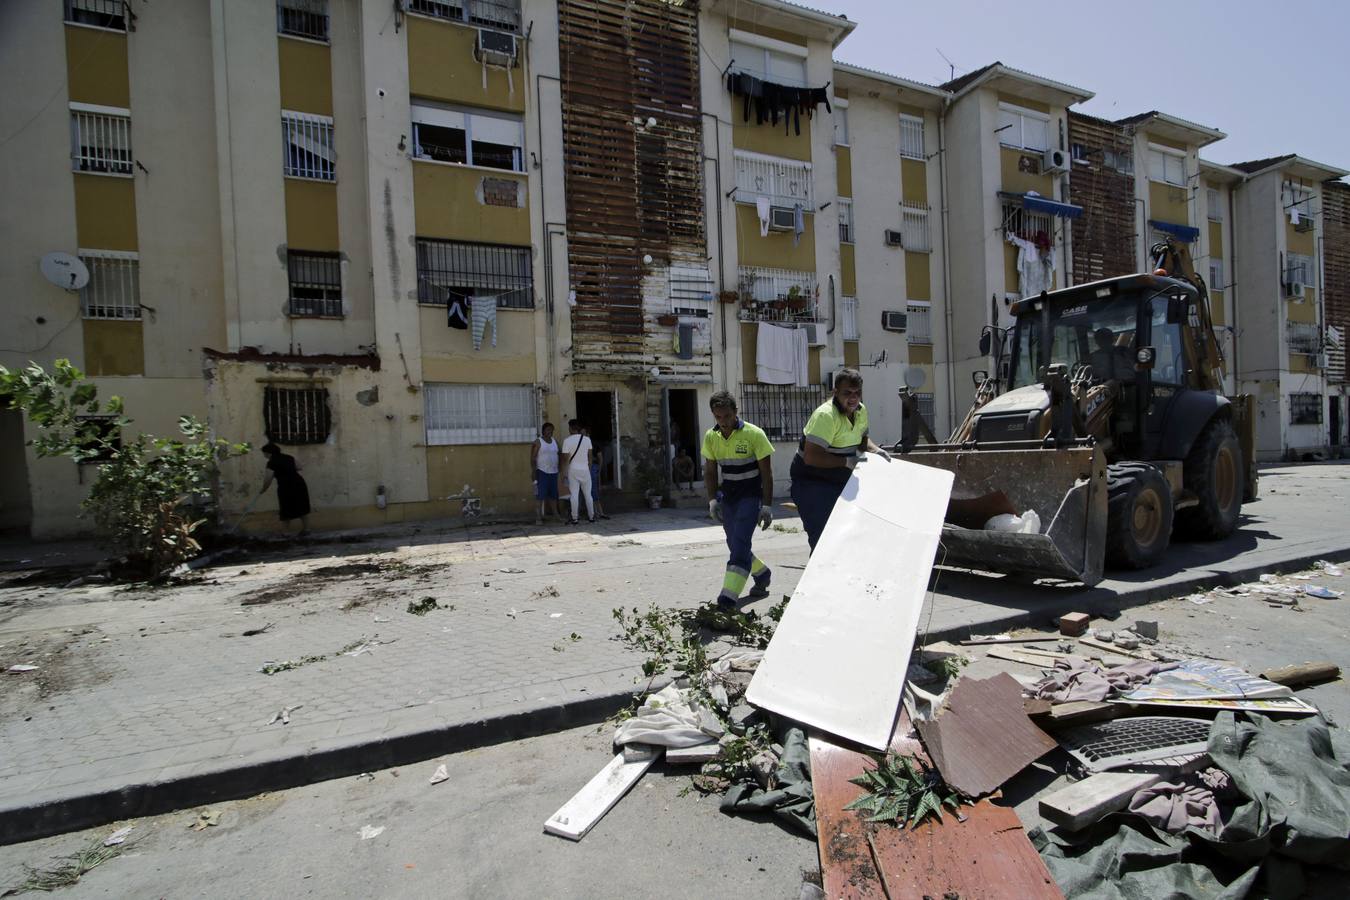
1002, 200, 1054, 244
1287, 321, 1320, 354
282, 111, 335, 181
1059, 717, 1212, 773
264, 387, 332, 445
899, 113, 924, 160
914, 392, 935, 430
277, 0, 328, 41
669, 264, 713, 317
906, 303, 932, 344
1290, 392, 1322, 425
900, 202, 931, 252
408, 0, 522, 33
423, 383, 536, 445
65, 0, 125, 30
70, 108, 132, 175
734, 150, 813, 209
416, 239, 532, 309
287, 251, 342, 317
1286, 253, 1316, 288
737, 266, 819, 323
838, 197, 854, 244
78, 250, 140, 320
841, 296, 859, 340
739, 384, 827, 443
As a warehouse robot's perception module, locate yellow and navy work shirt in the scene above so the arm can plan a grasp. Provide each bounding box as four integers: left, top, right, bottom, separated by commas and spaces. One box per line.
793, 399, 869, 484
701, 419, 774, 501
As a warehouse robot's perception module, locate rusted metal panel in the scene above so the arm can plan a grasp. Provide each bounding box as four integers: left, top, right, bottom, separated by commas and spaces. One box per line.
1324, 183, 1349, 383
1068, 112, 1137, 285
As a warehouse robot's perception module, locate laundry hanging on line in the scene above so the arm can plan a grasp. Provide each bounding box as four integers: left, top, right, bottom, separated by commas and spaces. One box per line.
726, 72, 831, 136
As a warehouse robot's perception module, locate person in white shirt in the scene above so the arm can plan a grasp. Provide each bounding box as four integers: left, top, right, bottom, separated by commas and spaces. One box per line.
530, 422, 562, 525
560, 419, 595, 524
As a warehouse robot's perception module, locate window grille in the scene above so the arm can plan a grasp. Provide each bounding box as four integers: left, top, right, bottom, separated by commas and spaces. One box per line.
78, 250, 140, 320
282, 111, 335, 180
737, 267, 819, 322
996, 104, 1049, 152
738, 384, 827, 442
70, 107, 131, 175
1283, 181, 1314, 219
411, 102, 524, 172
899, 114, 925, 159
841, 296, 859, 341
408, 0, 522, 33
1290, 393, 1321, 425
416, 238, 532, 309
1286, 253, 1316, 287
1002, 200, 1053, 243
1287, 322, 1321, 355
833, 106, 849, 146
287, 251, 342, 317
913, 392, 935, 430
277, 0, 328, 41
264, 386, 332, 445
1208, 262, 1224, 292
734, 151, 813, 209
669, 264, 714, 318
1148, 148, 1186, 186
906, 303, 932, 344
65, 0, 125, 30
900, 202, 931, 252
424, 383, 536, 445
1207, 187, 1223, 222
838, 198, 854, 244
728, 41, 806, 87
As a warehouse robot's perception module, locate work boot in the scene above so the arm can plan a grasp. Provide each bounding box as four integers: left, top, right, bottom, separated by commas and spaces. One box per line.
716, 596, 737, 611
746, 570, 772, 599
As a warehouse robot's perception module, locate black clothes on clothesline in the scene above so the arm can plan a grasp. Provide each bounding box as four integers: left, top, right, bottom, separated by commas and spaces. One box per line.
726, 72, 831, 136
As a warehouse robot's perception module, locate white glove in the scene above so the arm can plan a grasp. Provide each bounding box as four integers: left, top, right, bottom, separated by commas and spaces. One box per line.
873, 447, 892, 462
709, 499, 722, 521
758, 507, 773, 531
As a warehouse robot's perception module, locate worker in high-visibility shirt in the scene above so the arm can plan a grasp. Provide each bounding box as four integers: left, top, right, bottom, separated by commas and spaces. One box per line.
702, 390, 775, 610
789, 367, 890, 553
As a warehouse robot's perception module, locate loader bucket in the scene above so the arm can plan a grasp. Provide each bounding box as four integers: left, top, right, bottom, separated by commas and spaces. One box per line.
901, 443, 1108, 586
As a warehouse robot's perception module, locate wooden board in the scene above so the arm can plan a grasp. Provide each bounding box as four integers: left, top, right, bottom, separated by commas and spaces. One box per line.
1039, 771, 1163, 832
960, 635, 1063, 646
664, 741, 721, 765
987, 647, 1061, 668
543, 748, 657, 841
748, 459, 954, 749
1031, 700, 1120, 729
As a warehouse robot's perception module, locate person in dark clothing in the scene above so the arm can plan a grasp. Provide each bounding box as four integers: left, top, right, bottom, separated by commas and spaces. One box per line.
259, 443, 311, 535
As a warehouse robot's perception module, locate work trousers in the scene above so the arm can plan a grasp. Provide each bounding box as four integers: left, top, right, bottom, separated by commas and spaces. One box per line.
718, 494, 770, 604
790, 475, 846, 555
566, 466, 594, 521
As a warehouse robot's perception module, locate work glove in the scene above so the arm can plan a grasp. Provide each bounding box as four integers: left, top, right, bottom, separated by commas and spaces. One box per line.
758, 507, 773, 531
708, 498, 723, 521
872, 447, 893, 462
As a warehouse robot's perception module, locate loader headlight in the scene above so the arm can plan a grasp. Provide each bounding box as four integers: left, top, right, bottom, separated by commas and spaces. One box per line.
1136, 347, 1156, 365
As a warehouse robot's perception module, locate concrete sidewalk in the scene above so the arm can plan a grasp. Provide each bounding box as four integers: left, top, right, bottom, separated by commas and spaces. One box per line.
1, 463, 1347, 845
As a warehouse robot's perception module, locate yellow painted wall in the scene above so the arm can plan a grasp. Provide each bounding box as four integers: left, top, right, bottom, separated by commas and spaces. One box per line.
1288, 288, 1317, 324
65, 25, 129, 107
426, 445, 533, 514
278, 37, 333, 116
908, 343, 933, 365
284, 179, 340, 250
998, 93, 1048, 114
840, 242, 856, 296
905, 251, 930, 301
1209, 221, 1224, 256
413, 163, 530, 243
901, 158, 927, 205
1288, 351, 1314, 373
1148, 181, 1189, 225
419, 306, 536, 380
1210, 290, 1225, 326
844, 341, 859, 368
1000, 147, 1052, 196
1286, 223, 1315, 256
82, 320, 144, 376
733, 119, 812, 161
735, 205, 815, 269
74, 175, 137, 250
407, 16, 524, 113
836, 146, 852, 197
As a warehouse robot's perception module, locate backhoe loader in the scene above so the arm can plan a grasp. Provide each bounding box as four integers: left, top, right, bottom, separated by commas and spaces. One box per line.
895, 240, 1257, 587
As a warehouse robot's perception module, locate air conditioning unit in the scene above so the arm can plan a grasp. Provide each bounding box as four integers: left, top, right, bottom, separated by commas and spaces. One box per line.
1042, 147, 1070, 174
476, 29, 518, 65
1284, 282, 1306, 301
768, 206, 797, 231
1309, 352, 1326, 370
881, 310, 907, 332
803, 323, 827, 347
884, 229, 905, 247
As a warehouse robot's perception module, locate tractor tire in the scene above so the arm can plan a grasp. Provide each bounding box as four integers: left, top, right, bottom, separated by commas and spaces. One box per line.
1105, 463, 1174, 570
1176, 419, 1243, 540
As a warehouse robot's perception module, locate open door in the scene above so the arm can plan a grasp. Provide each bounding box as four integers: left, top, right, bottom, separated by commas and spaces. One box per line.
611, 388, 622, 489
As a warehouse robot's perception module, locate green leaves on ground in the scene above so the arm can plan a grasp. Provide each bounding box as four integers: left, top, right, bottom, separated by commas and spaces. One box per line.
6, 837, 125, 894
844, 754, 968, 829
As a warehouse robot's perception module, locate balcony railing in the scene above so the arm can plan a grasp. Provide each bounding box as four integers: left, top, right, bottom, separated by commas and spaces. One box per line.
737, 266, 820, 323
1287, 321, 1321, 355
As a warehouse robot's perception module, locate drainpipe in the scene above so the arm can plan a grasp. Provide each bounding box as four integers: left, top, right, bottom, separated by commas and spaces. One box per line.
535, 70, 566, 403
938, 99, 957, 434
1228, 183, 1240, 392
702, 111, 729, 389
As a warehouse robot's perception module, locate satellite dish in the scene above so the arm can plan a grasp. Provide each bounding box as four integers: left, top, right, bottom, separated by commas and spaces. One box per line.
40, 252, 89, 291
903, 366, 927, 390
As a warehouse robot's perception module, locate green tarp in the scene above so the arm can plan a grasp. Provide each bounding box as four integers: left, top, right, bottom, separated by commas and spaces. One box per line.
720, 725, 816, 837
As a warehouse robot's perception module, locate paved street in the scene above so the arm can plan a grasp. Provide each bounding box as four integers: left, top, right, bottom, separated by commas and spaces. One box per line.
0, 463, 1347, 847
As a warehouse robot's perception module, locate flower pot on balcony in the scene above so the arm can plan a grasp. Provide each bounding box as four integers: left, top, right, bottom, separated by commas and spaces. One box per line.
717, 290, 739, 304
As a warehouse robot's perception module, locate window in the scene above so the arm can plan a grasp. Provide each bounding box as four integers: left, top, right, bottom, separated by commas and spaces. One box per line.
65, 0, 126, 30
1287, 322, 1320, 354
729, 39, 806, 87
264, 386, 332, 445
913, 393, 935, 431
1103, 149, 1133, 175
1149, 295, 1187, 384
996, 103, 1049, 152
1286, 252, 1316, 287
734, 150, 813, 209
416, 238, 533, 309
277, 0, 328, 41
669, 264, 714, 318
282, 111, 335, 180
78, 250, 140, 320
738, 384, 827, 442
841, 296, 859, 341
70, 105, 131, 175
1071, 142, 1088, 163
407, 0, 522, 33
737, 266, 816, 304
1208, 262, 1224, 292
900, 202, 931, 253
1290, 393, 1322, 425
833, 104, 849, 146
1207, 187, 1223, 222
423, 383, 537, 445
838, 198, 854, 244
411, 102, 524, 172
1283, 181, 1314, 223
907, 302, 932, 344
287, 251, 342, 317
1003, 200, 1054, 243
899, 114, 925, 160
1148, 147, 1186, 186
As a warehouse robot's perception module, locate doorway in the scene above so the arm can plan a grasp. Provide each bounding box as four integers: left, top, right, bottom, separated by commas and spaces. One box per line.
575, 391, 619, 489
0, 410, 33, 535
664, 388, 700, 477
1331, 396, 1342, 450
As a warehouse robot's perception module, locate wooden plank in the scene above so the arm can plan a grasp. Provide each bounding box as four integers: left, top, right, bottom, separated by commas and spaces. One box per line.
810, 735, 888, 899
664, 741, 721, 765
543, 748, 657, 841
1078, 636, 1155, 660
960, 635, 1063, 646
987, 647, 1059, 668
1259, 662, 1341, 687
1030, 700, 1120, 729
1038, 771, 1163, 832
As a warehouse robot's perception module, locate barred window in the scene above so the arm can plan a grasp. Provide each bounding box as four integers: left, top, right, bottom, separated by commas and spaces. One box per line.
79, 250, 140, 320
834, 106, 849, 146
277, 0, 328, 41
1002, 200, 1054, 243
841, 296, 859, 341
900, 202, 932, 252
70, 105, 131, 175
1286, 252, 1316, 287
65, 0, 125, 30
838, 198, 854, 244
287, 251, 342, 317
899, 114, 925, 160
739, 384, 827, 443
282, 111, 335, 181
424, 383, 536, 445
411, 102, 524, 172
1207, 187, 1223, 222
264, 387, 332, 445
416, 238, 532, 309
1290, 393, 1321, 425
913, 392, 935, 431
407, 0, 522, 33
1208, 262, 1224, 292
734, 150, 813, 209
906, 302, 932, 344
